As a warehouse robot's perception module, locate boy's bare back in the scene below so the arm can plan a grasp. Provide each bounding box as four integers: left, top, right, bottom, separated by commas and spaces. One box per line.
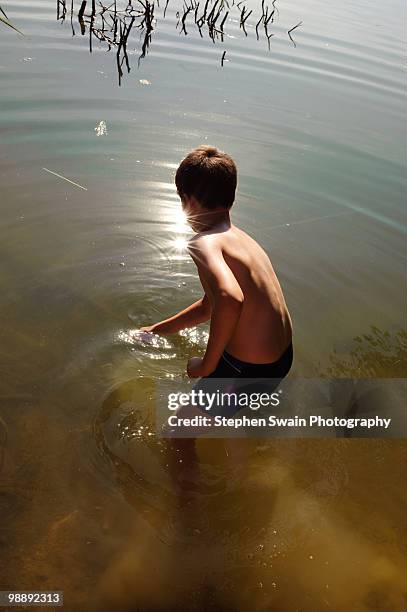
189, 223, 292, 364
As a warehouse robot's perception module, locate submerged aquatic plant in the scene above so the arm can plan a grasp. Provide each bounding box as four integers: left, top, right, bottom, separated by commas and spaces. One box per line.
323, 327, 407, 378
56, 0, 302, 84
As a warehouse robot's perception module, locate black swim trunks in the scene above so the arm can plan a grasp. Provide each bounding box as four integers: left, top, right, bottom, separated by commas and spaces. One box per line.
194, 342, 293, 417
206, 342, 293, 380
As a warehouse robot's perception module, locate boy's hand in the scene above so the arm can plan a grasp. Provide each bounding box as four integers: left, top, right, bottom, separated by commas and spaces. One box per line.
139, 325, 156, 333
187, 356, 210, 378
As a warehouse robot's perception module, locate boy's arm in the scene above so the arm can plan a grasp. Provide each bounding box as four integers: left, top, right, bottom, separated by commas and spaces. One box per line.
187, 238, 243, 377
140, 295, 211, 334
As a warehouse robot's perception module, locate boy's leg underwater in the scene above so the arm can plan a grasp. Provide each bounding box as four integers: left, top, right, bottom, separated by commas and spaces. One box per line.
164, 436, 199, 502
162, 402, 202, 499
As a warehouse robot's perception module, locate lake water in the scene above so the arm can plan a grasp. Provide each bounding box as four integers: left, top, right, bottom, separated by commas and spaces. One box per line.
1, 0, 406, 609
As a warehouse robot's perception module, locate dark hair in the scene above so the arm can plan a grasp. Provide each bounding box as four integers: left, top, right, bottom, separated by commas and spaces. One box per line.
175, 146, 237, 210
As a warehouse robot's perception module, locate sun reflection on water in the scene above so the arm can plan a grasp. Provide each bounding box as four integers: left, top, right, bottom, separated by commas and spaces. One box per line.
116, 329, 172, 349
172, 207, 190, 235
173, 236, 188, 251
166, 206, 191, 259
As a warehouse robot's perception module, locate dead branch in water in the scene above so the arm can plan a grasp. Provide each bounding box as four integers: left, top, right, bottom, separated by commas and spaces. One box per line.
287, 20, 302, 47
56, 0, 301, 84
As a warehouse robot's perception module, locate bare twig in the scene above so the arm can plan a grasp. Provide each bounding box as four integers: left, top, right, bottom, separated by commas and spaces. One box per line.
287, 20, 302, 47
42, 167, 88, 191
55, 0, 300, 83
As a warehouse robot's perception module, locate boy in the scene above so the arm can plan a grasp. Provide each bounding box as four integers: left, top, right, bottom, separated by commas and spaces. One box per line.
141, 145, 293, 384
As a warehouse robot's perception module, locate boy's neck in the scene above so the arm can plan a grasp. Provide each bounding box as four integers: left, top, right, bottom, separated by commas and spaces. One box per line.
193, 209, 231, 233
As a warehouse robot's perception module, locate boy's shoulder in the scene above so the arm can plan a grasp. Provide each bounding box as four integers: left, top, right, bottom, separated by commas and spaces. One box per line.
188, 231, 218, 251
188, 225, 251, 257
188, 223, 243, 246
187, 232, 223, 268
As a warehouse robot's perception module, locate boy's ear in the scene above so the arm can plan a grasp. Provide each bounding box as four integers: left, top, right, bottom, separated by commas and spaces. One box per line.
181, 194, 201, 213
187, 195, 201, 210
181, 194, 195, 209
179, 193, 188, 209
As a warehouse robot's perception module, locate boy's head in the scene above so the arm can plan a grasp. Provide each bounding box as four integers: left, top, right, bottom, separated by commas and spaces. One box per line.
175, 146, 237, 211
